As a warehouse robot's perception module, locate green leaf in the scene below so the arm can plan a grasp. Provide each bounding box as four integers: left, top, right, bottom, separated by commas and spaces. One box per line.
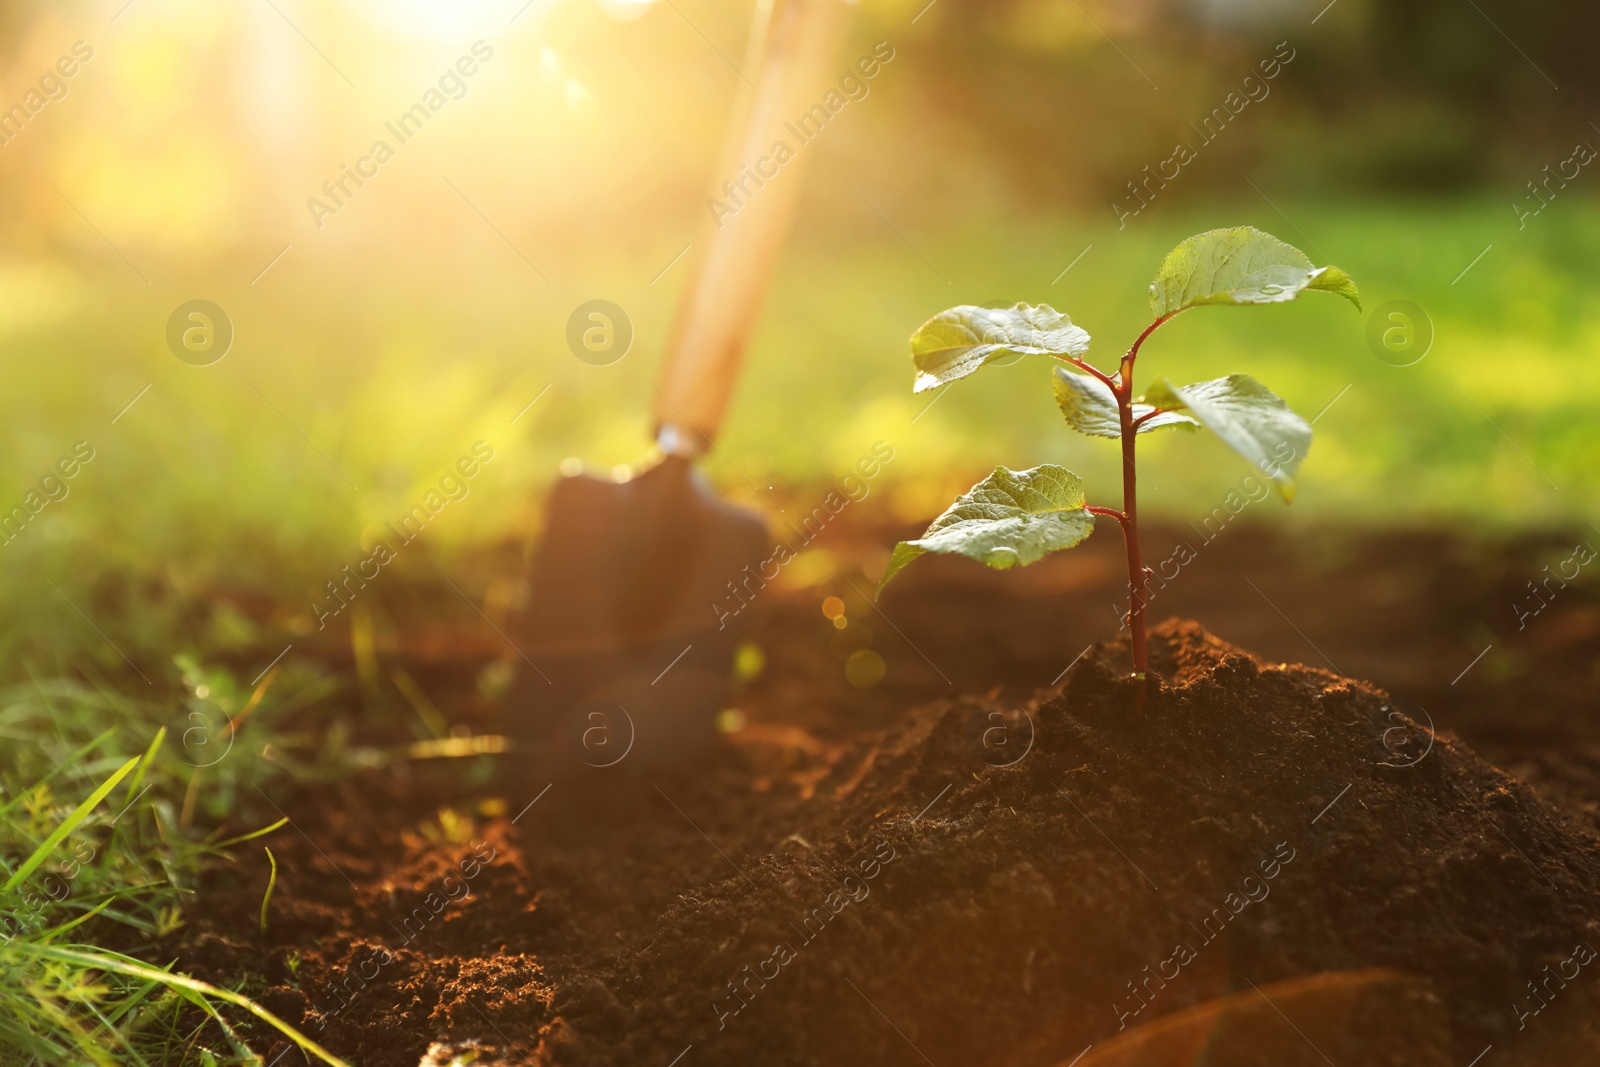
878, 465, 1095, 595
1306, 263, 1360, 306
1148, 227, 1361, 317
1141, 375, 1312, 501
1052, 368, 1199, 439
911, 303, 1090, 393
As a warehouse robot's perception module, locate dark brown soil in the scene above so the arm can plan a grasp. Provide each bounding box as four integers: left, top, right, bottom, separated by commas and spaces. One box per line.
178, 518, 1600, 1066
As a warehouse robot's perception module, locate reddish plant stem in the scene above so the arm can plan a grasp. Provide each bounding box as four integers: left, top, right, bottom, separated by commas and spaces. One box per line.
1066, 356, 1117, 390
1127, 314, 1172, 358
1116, 369, 1149, 679
1115, 313, 1175, 680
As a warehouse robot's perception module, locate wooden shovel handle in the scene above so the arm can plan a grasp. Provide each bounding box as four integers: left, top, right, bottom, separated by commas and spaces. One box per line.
652, 0, 853, 455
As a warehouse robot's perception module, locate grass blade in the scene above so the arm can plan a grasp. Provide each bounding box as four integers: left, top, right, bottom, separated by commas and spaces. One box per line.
38, 898, 113, 940
122, 726, 166, 804
259, 846, 276, 935
23, 943, 353, 1067
4, 755, 138, 892
212, 816, 287, 850
0, 726, 118, 817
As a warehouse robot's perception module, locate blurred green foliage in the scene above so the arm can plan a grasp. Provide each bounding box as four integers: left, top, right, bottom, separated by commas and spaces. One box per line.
0, 0, 1593, 678
3, 199, 1595, 678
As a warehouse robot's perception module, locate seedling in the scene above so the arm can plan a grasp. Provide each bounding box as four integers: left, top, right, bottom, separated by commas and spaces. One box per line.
878, 227, 1359, 683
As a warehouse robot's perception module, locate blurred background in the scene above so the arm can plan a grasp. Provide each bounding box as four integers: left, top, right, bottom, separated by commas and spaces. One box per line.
0, 0, 1595, 671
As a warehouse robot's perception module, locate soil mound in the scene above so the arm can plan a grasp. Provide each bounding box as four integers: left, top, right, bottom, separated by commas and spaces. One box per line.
188, 620, 1600, 1066
577, 620, 1600, 1066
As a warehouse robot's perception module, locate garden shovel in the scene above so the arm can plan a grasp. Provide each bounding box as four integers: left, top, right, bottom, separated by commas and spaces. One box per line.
514, 0, 853, 771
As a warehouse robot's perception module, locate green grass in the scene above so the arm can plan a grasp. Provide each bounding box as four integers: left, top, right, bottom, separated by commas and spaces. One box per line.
0, 662, 352, 1065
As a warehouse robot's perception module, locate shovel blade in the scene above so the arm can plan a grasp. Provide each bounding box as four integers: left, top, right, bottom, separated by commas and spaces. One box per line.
509, 457, 769, 771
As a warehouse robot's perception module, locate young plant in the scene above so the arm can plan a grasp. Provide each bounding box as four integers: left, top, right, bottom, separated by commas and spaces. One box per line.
878, 227, 1359, 682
